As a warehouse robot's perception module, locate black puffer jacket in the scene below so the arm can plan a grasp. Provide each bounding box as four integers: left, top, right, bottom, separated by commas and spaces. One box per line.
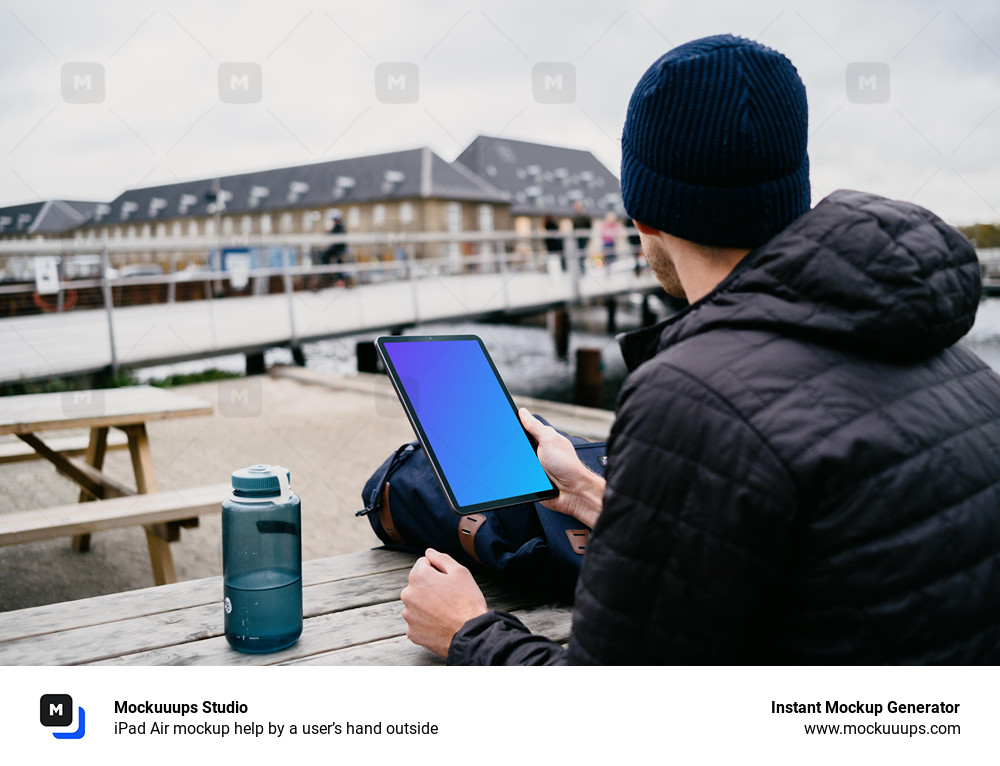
449, 190, 1000, 665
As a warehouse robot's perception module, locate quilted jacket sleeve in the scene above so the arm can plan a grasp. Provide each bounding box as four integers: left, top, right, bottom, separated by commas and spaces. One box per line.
449, 611, 568, 665
447, 357, 799, 665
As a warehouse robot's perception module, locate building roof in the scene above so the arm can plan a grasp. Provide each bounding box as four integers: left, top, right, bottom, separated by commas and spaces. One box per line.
87, 147, 510, 227
0, 200, 101, 236
456, 135, 622, 217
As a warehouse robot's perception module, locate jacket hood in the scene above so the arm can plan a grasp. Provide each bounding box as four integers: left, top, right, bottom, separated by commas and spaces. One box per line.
621, 190, 981, 370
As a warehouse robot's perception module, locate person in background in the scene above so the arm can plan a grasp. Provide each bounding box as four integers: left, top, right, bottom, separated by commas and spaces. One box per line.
543, 215, 565, 271
623, 218, 642, 276
400, 34, 1000, 665
321, 210, 348, 287
599, 212, 621, 269
571, 201, 591, 272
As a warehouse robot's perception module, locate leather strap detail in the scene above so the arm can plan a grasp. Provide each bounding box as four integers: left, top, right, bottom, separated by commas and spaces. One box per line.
377, 483, 406, 545
458, 514, 486, 565
566, 529, 589, 555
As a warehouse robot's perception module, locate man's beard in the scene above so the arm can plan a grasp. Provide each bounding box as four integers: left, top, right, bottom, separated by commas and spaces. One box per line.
642, 234, 686, 300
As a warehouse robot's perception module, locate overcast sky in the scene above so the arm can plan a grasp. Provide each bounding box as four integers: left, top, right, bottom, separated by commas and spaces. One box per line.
1, 0, 998, 225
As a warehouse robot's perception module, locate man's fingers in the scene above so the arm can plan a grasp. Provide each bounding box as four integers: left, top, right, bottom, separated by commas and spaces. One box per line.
409, 550, 461, 585
519, 407, 543, 433
424, 547, 461, 573
520, 408, 554, 443
409, 555, 441, 583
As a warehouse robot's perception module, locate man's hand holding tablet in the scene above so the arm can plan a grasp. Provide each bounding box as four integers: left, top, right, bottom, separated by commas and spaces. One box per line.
517, 408, 606, 530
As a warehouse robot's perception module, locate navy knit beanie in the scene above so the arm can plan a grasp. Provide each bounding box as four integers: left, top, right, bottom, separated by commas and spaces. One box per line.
621, 34, 810, 248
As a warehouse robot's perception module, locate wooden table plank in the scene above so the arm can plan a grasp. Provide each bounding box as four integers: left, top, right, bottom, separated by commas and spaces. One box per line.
0, 602, 223, 665
0, 386, 212, 435
288, 605, 574, 666
92, 579, 552, 667
92, 599, 408, 666
294, 635, 447, 666
1, 567, 416, 665
0, 547, 574, 667
0, 549, 418, 643
84, 572, 537, 667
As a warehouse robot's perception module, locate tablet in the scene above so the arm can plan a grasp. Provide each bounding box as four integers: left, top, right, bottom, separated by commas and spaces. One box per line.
376, 334, 558, 515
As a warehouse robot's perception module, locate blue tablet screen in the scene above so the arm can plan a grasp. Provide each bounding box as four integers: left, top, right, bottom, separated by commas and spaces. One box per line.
382, 338, 554, 508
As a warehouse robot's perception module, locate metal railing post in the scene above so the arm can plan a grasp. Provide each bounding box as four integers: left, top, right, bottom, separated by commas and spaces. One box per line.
204, 266, 219, 351
56, 256, 65, 312
565, 235, 581, 303
407, 243, 420, 324
100, 245, 119, 377
167, 251, 178, 303
499, 240, 510, 311
285, 248, 299, 348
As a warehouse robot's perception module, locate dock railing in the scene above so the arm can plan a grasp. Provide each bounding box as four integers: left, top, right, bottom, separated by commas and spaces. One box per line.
0, 229, 650, 381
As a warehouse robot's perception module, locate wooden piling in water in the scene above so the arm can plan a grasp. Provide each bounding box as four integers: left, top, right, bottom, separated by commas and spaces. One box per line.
574, 347, 603, 408
550, 306, 570, 359
245, 351, 266, 376
356, 341, 381, 374
605, 296, 618, 335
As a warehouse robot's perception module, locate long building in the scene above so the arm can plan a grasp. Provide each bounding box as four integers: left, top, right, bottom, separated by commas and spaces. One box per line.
74, 147, 512, 266
0, 136, 622, 270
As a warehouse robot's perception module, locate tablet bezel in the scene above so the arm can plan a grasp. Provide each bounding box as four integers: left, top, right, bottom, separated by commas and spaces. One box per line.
375, 334, 558, 515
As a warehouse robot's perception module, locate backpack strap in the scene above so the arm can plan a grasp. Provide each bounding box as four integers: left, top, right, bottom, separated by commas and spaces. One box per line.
565, 529, 590, 554
458, 514, 486, 565
377, 482, 407, 545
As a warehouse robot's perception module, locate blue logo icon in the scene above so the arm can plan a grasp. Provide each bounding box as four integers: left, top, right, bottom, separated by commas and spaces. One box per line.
40, 694, 86, 739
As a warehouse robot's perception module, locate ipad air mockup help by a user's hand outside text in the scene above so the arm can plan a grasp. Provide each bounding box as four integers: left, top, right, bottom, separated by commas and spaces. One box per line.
376, 335, 558, 515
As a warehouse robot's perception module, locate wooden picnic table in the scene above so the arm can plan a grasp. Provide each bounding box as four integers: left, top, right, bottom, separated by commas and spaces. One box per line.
0, 548, 573, 665
0, 386, 214, 584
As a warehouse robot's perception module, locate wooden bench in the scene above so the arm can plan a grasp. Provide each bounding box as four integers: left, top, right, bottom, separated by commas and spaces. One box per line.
0, 483, 230, 585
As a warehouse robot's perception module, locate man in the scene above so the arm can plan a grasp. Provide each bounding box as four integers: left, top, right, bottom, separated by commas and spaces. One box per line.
401, 35, 1000, 664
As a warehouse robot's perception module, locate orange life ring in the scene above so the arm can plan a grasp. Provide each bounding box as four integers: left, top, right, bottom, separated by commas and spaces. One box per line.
32, 288, 78, 312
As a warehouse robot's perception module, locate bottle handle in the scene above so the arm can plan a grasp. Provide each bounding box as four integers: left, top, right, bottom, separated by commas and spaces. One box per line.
274, 465, 292, 504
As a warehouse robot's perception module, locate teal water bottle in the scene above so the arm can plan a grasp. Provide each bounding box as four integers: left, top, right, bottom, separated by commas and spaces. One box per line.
223, 465, 302, 653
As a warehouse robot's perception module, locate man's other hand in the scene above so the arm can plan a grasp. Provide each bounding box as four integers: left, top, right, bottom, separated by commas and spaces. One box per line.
401, 548, 488, 657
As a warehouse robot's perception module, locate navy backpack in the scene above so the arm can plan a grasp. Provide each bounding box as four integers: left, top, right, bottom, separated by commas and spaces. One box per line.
358, 421, 606, 602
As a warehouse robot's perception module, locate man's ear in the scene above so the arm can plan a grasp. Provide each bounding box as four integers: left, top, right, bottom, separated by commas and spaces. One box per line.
633, 220, 659, 236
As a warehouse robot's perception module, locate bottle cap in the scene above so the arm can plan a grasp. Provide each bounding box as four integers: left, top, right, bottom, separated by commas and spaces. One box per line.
231, 464, 292, 495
